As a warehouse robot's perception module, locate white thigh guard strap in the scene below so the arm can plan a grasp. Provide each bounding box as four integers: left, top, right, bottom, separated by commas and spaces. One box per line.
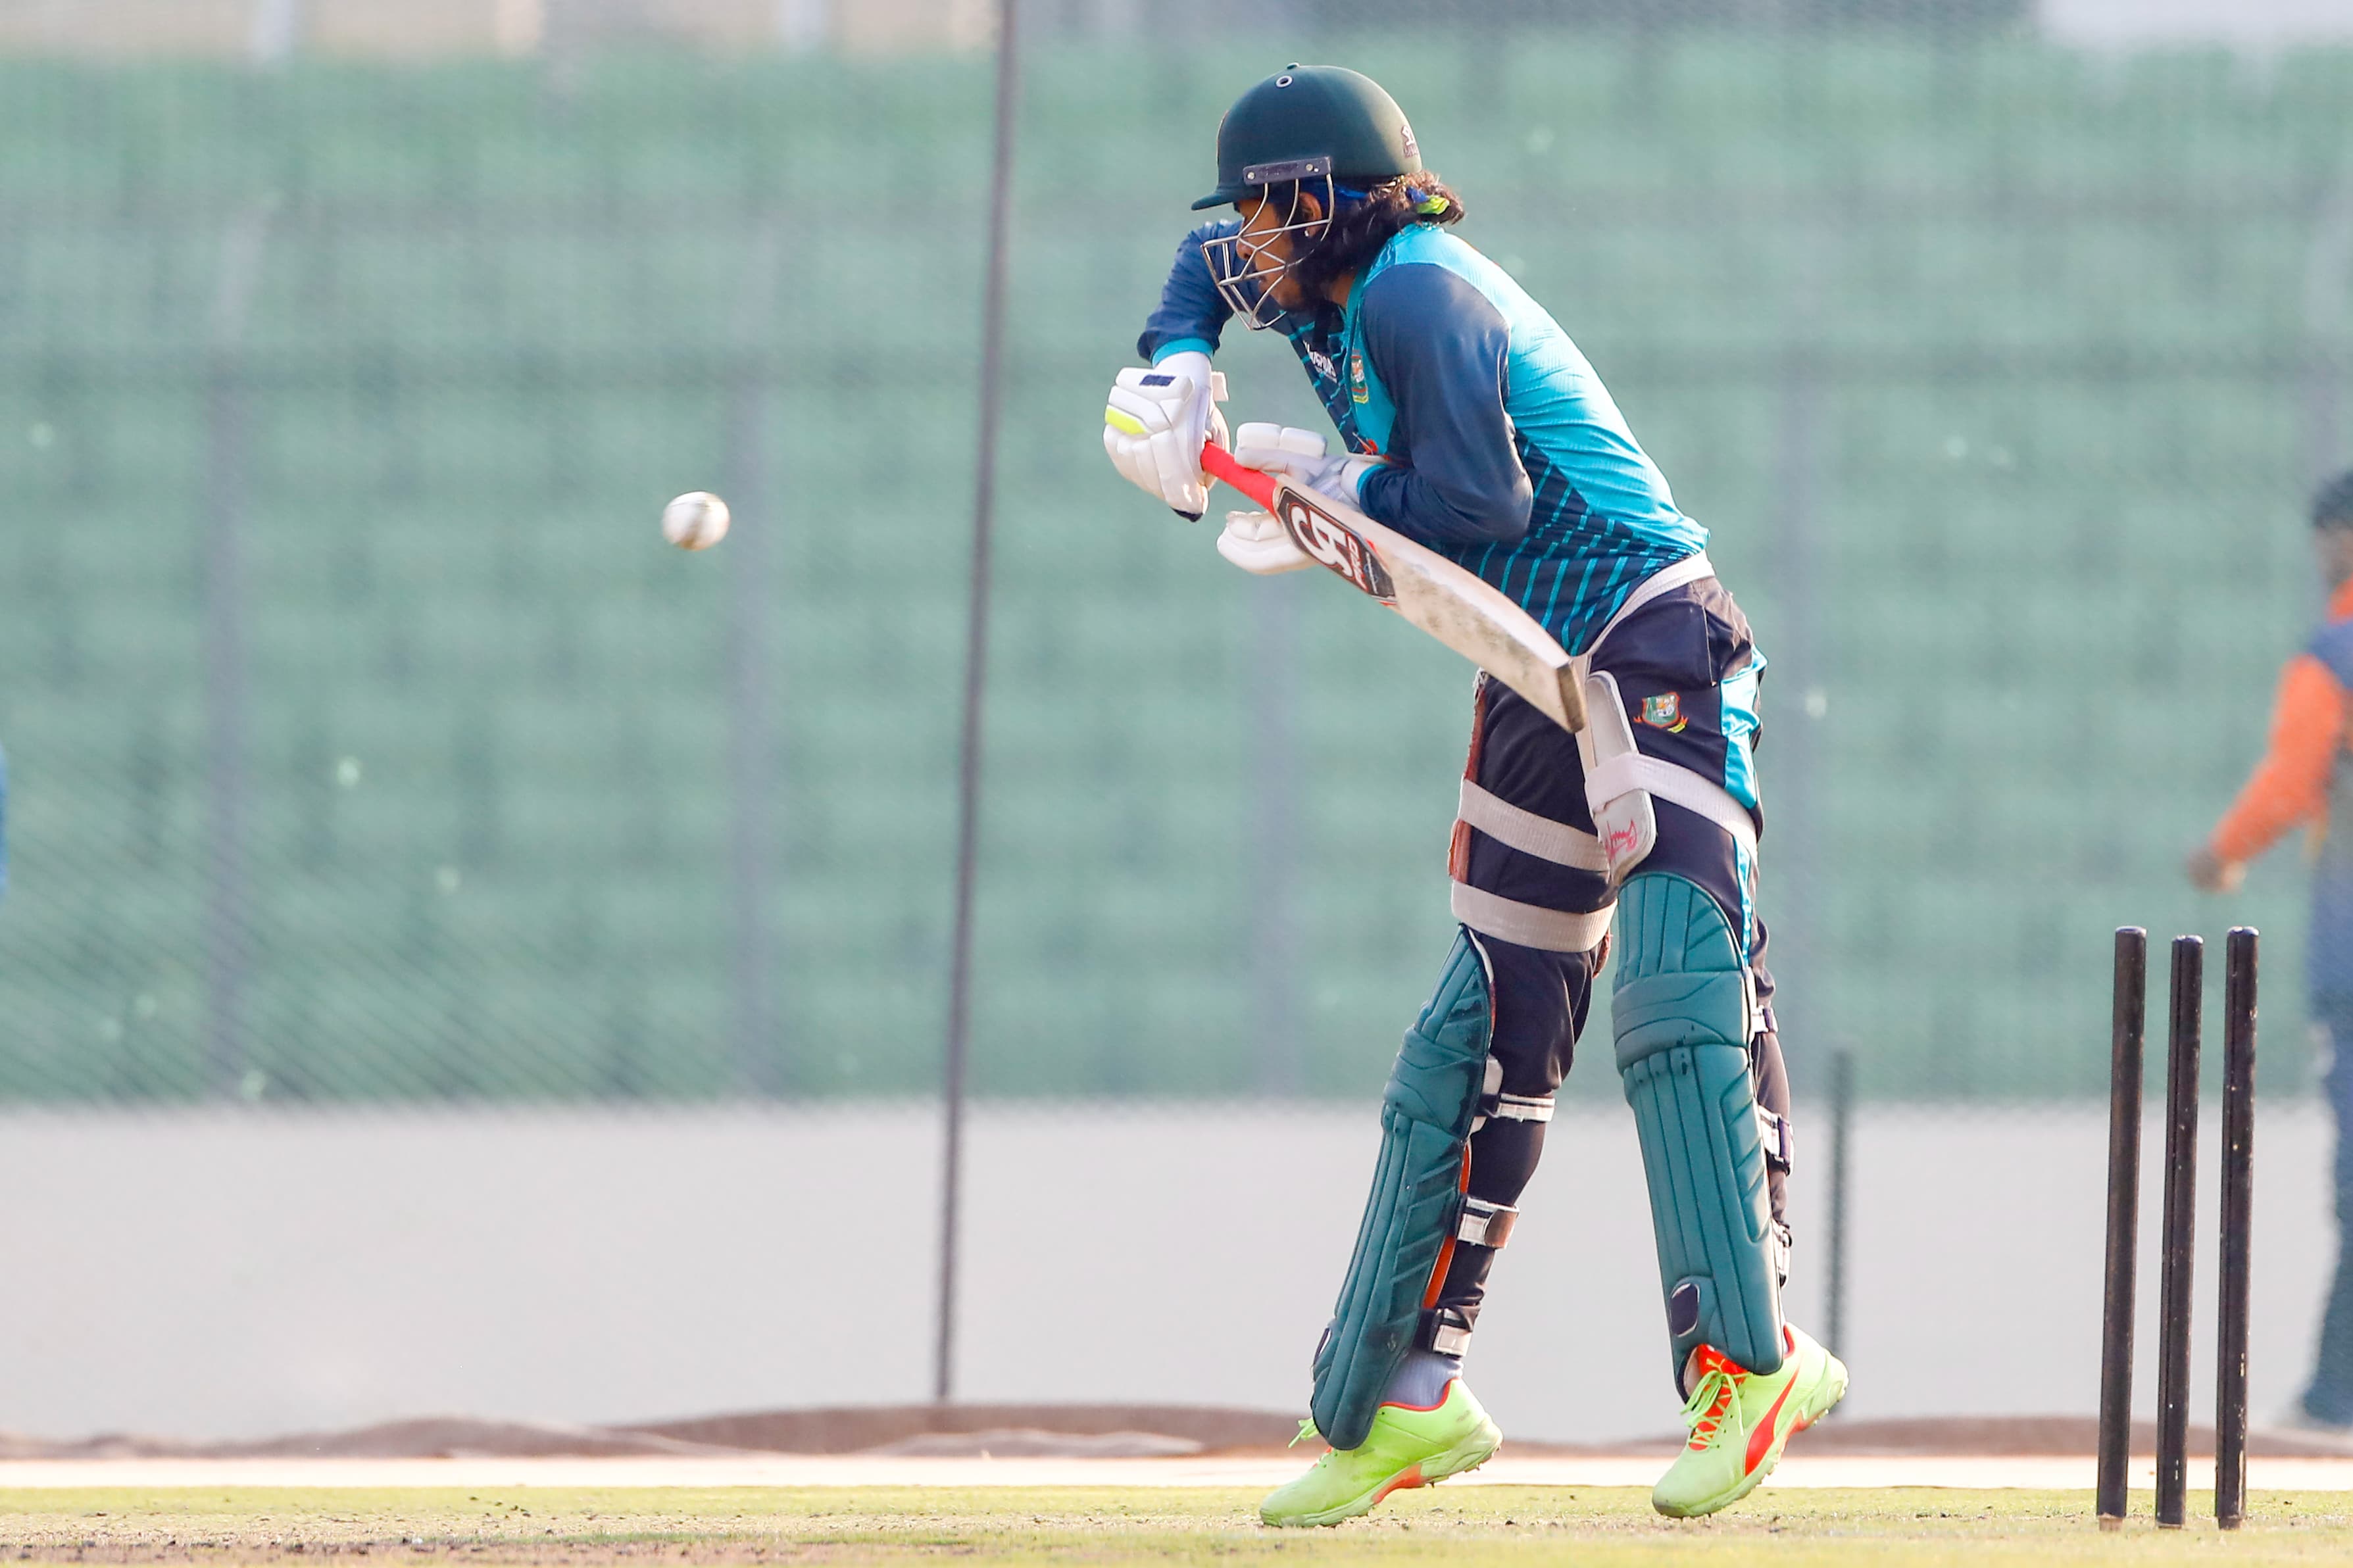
1456, 779, 1610, 871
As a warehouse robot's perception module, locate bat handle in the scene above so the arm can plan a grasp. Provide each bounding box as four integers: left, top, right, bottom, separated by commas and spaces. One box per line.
1201, 440, 1279, 512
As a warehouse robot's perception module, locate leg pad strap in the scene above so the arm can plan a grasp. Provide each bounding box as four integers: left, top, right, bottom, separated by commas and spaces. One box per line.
1422, 1306, 1474, 1357
1456, 1197, 1518, 1249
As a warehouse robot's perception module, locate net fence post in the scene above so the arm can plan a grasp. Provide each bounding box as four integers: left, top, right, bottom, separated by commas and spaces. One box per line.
936, 0, 1022, 1406
727, 215, 784, 1097
1251, 576, 1302, 1095
2302, 174, 2352, 483
203, 202, 274, 1101
1825, 1042, 1852, 1375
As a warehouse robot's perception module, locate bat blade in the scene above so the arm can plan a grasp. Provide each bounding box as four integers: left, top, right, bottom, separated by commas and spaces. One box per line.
1202, 441, 1584, 731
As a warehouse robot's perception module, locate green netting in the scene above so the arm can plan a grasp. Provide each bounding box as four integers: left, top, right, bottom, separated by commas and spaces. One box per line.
0, 30, 2347, 1102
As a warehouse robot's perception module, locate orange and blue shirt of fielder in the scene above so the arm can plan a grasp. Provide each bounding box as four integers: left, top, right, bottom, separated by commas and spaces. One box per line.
2206, 576, 2353, 1000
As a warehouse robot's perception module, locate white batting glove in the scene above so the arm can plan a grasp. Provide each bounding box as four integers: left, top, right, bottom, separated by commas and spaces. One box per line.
1102, 352, 1229, 519
1216, 509, 1312, 575
1154, 349, 1227, 478
1231, 422, 1383, 508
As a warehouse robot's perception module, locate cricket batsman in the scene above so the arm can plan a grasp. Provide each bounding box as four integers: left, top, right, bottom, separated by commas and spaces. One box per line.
1101, 65, 1846, 1525
2187, 468, 2353, 1437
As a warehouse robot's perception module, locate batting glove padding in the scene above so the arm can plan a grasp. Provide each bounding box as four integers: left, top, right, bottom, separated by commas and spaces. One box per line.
1103, 353, 1227, 519
1216, 508, 1313, 574
1231, 421, 1385, 508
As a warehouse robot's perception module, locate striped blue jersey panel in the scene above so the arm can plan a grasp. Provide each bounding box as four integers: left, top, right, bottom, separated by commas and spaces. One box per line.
1445, 439, 1693, 655
1272, 229, 1703, 654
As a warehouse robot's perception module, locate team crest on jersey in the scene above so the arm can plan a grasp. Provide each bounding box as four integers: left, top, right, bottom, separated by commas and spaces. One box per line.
1641, 693, 1687, 732
1349, 354, 1370, 403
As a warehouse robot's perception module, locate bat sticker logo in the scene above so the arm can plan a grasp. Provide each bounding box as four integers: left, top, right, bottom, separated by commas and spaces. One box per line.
1278, 492, 1396, 602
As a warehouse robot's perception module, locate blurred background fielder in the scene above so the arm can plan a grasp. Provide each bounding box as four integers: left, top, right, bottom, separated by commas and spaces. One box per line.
2191, 468, 2353, 1437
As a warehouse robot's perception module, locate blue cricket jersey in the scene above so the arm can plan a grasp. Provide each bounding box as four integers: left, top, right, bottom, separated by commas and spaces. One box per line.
1141, 220, 1707, 656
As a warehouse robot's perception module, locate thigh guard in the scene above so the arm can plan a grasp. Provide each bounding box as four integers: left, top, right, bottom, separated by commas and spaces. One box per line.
1613, 871, 1785, 1384
1310, 931, 1497, 1450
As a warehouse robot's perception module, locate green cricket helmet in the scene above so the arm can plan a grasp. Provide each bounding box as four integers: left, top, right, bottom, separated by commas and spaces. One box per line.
1196, 65, 1424, 329
1192, 64, 1423, 210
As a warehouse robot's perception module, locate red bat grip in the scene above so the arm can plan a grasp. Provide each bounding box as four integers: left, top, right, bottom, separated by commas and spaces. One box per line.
1201, 440, 1278, 512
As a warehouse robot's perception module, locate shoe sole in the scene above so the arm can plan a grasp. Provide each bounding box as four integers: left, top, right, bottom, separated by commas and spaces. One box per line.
1264, 1425, 1502, 1529
1793, 1351, 1850, 1433
1654, 1350, 1849, 1520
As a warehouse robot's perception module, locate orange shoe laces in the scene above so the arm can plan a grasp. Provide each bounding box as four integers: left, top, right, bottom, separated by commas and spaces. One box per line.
1683, 1346, 1743, 1452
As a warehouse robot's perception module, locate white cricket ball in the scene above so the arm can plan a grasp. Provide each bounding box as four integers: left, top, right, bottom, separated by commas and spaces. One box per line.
662, 491, 730, 551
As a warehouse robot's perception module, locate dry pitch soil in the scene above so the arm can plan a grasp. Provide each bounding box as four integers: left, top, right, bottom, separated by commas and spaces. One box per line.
4, 1486, 2353, 1567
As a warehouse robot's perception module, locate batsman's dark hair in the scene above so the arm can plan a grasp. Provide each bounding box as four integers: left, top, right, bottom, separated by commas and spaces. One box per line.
1287, 171, 1466, 301
2316, 467, 2353, 532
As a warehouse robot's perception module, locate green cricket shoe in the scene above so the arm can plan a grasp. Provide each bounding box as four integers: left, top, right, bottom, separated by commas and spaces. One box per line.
1651, 1323, 1848, 1519
1259, 1380, 1502, 1528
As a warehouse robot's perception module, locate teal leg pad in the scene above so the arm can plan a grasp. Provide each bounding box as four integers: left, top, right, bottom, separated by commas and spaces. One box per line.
1612, 872, 1785, 1383
1310, 931, 1493, 1450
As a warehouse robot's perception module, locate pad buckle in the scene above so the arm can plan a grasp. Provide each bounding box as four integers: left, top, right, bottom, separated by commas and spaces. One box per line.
1756, 1106, 1794, 1171
1455, 1196, 1519, 1249
1420, 1306, 1474, 1357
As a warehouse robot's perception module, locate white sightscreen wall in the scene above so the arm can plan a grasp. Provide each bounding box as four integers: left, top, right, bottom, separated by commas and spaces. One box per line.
0, 1103, 2332, 1445
2043, 0, 2353, 46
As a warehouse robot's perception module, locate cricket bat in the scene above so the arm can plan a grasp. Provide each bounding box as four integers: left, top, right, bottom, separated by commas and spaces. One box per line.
1201, 440, 1586, 732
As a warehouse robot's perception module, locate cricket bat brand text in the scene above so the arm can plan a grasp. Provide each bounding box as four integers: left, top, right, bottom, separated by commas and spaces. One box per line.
1279, 493, 1398, 602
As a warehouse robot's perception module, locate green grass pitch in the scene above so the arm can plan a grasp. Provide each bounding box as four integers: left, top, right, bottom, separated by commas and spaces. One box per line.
4, 1487, 2350, 1565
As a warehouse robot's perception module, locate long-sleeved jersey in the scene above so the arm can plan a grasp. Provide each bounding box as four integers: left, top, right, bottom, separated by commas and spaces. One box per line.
1141, 218, 1707, 655
2207, 575, 2353, 997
